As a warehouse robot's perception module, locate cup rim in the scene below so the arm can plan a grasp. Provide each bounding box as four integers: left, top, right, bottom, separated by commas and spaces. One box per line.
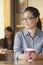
26, 48, 35, 51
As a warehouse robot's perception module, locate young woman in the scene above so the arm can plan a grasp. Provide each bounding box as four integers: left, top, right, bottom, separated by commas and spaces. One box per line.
0, 26, 14, 53
14, 7, 43, 60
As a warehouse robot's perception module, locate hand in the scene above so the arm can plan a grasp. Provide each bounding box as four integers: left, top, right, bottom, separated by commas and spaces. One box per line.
6, 50, 14, 54
18, 53, 30, 60
31, 52, 37, 60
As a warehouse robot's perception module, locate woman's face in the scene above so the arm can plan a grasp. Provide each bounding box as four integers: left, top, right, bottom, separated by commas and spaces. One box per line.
5, 30, 12, 39
22, 11, 38, 29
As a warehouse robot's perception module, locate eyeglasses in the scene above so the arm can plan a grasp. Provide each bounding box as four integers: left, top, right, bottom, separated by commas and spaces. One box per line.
21, 16, 35, 21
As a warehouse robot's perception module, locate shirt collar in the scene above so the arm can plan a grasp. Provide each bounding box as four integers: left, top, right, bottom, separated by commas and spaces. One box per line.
23, 28, 41, 37
23, 28, 30, 36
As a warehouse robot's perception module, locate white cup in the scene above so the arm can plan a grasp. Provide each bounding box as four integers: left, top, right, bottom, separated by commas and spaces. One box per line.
25, 48, 35, 62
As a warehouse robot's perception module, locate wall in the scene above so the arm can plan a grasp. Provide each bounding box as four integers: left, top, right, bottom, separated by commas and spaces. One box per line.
0, 0, 4, 39
4, 0, 10, 27
0, 0, 11, 39
28, 0, 43, 18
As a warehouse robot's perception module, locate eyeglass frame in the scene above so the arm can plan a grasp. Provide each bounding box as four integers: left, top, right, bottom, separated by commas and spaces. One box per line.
21, 16, 36, 22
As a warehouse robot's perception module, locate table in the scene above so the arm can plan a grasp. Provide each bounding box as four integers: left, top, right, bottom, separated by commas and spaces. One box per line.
0, 49, 14, 61
0, 54, 14, 61
0, 60, 43, 65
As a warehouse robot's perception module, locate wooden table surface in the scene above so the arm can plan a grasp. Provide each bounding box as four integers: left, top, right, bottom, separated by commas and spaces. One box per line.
0, 60, 43, 65
0, 49, 43, 65
0, 49, 14, 61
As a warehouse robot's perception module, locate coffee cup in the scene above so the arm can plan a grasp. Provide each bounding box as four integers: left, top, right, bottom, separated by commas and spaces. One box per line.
25, 48, 35, 61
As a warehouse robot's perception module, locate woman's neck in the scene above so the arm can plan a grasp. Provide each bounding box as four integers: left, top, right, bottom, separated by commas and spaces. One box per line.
28, 26, 37, 36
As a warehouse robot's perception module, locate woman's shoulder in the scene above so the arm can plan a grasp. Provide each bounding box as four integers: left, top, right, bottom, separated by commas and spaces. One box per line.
15, 29, 25, 37
40, 30, 43, 35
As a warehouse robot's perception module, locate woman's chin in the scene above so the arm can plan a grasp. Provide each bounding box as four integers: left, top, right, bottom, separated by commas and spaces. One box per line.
26, 27, 31, 29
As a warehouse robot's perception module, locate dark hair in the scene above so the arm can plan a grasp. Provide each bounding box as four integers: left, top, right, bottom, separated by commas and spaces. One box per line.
24, 7, 42, 30
5, 26, 13, 32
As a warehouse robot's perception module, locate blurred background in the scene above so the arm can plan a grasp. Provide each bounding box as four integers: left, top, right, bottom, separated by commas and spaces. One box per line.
0, 0, 43, 39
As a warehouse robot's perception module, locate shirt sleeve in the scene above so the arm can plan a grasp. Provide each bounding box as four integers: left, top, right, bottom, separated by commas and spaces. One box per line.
13, 32, 23, 60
